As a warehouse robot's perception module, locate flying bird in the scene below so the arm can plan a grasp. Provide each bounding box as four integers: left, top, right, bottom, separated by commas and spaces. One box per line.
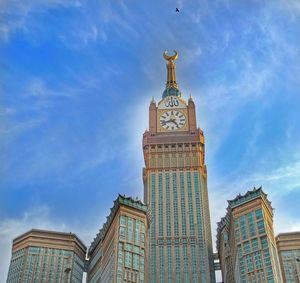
176, 8, 180, 12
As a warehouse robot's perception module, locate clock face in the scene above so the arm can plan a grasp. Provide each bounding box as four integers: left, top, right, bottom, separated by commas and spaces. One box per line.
160, 110, 186, 131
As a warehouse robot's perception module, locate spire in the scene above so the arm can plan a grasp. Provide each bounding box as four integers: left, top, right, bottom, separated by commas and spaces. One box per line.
162, 50, 182, 98
163, 50, 178, 89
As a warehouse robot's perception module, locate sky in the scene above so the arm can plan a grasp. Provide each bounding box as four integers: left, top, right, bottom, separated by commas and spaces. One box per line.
1, 0, 300, 281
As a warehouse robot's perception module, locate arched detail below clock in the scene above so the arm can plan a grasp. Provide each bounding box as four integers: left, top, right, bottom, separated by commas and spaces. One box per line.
159, 110, 187, 131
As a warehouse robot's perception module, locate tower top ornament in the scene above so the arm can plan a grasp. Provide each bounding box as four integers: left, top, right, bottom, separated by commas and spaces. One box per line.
163, 50, 178, 62
162, 50, 180, 98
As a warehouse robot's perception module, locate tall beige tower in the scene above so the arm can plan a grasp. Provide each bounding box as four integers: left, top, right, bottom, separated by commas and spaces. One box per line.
143, 51, 215, 283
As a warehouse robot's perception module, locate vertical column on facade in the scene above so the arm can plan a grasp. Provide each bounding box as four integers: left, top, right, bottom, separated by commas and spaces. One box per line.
165, 172, 173, 283
149, 173, 156, 283
158, 172, 164, 283
172, 171, 181, 282
188, 170, 200, 282
201, 173, 215, 281
194, 170, 207, 282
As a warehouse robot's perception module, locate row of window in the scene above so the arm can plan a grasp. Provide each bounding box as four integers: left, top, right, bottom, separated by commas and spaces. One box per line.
117, 242, 145, 283
234, 209, 265, 242
149, 171, 208, 282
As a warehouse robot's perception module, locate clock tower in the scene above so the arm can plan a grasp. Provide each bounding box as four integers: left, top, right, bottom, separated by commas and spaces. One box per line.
143, 51, 215, 282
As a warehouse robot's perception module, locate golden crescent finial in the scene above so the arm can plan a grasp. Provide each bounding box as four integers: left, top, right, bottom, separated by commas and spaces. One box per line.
163, 50, 178, 62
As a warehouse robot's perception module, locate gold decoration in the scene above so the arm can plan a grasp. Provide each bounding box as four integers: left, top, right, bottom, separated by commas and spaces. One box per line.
163, 50, 178, 62
163, 50, 179, 89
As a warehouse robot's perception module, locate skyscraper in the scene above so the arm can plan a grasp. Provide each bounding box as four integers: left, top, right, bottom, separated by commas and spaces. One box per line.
87, 194, 148, 283
217, 187, 283, 283
143, 51, 215, 282
6, 229, 87, 283
276, 231, 300, 282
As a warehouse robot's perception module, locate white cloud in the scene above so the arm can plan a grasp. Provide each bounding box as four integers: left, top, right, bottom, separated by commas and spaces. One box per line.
0, 118, 44, 135
278, 0, 300, 18
0, 107, 15, 116
182, 46, 203, 65
0, 78, 77, 136
98, 1, 139, 39
59, 25, 107, 49
26, 78, 75, 98
0, 0, 83, 42
275, 215, 300, 235
0, 25, 10, 41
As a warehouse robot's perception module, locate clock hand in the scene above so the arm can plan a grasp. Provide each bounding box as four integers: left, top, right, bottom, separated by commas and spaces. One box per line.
170, 119, 179, 127
161, 119, 172, 125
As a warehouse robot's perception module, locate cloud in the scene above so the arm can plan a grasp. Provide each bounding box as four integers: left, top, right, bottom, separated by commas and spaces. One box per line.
25, 78, 75, 98
194, 57, 275, 156
182, 46, 203, 65
0, 0, 83, 42
0, 107, 15, 116
0, 118, 44, 135
59, 25, 107, 49
0, 78, 77, 137
278, 0, 300, 18
97, 1, 139, 39
0, 0, 140, 45
275, 218, 300, 234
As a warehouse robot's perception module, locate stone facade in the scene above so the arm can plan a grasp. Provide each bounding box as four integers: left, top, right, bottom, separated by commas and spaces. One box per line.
6, 229, 86, 283
217, 188, 283, 283
87, 195, 148, 283
276, 231, 300, 282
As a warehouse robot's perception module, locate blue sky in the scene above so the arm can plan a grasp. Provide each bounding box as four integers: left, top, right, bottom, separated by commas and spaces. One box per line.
1, 0, 300, 280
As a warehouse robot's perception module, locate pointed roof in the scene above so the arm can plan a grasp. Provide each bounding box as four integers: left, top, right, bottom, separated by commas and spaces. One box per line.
162, 50, 182, 98
227, 186, 272, 209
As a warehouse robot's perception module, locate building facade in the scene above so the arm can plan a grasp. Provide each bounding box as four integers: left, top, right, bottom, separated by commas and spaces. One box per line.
143, 51, 215, 282
217, 187, 283, 283
6, 229, 86, 283
87, 195, 148, 283
216, 216, 235, 283
276, 231, 300, 283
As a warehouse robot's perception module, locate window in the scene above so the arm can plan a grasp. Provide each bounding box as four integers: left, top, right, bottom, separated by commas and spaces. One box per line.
252, 238, 259, 251
124, 252, 132, 268
132, 254, 139, 270
257, 220, 265, 234
125, 243, 132, 251
128, 218, 133, 242
255, 209, 263, 220
243, 241, 251, 254
119, 227, 126, 240
254, 251, 262, 269
246, 254, 254, 272
120, 215, 126, 226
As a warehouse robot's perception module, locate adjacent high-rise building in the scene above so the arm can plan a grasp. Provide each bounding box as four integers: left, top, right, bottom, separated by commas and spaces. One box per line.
6, 229, 87, 283
87, 194, 148, 283
217, 187, 283, 283
216, 216, 235, 283
143, 51, 215, 282
276, 231, 300, 282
